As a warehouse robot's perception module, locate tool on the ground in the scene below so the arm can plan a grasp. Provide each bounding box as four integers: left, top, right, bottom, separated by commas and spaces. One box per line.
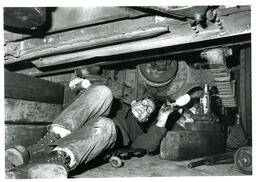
186, 151, 235, 168
107, 148, 147, 168
186, 146, 252, 175
234, 146, 252, 175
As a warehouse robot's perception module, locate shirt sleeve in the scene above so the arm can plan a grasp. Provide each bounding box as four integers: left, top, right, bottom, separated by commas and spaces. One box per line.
130, 125, 167, 152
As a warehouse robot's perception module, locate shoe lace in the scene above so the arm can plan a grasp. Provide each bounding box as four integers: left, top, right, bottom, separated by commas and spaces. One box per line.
28, 132, 60, 155
46, 150, 71, 168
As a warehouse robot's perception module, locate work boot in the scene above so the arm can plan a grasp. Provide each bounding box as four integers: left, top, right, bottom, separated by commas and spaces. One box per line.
5, 131, 60, 171
27, 131, 61, 158
5, 150, 70, 179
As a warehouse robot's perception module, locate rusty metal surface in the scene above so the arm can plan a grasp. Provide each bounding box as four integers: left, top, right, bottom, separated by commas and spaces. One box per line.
140, 6, 209, 20
138, 60, 178, 87
144, 61, 215, 101
48, 7, 148, 32
3, 7, 148, 41
4, 7, 250, 66
19, 26, 169, 62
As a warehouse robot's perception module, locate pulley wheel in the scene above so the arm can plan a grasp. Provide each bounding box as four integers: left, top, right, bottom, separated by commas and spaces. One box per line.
109, 156, 123, 168
138, 60, 178, 87
234, 147, 252, 175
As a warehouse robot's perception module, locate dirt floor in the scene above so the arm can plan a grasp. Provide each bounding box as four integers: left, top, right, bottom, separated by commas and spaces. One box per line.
71, 154, 245, 178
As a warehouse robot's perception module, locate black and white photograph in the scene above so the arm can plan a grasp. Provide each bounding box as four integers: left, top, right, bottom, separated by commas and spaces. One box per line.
2, 2, 253, 180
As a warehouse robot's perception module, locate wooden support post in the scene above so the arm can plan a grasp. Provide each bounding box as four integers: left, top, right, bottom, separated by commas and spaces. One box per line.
4, 70, 64, 147
5, 70, 64, 104
239, 47, 251, 140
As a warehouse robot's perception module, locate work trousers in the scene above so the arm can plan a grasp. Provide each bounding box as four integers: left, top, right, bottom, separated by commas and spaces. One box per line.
50, 85, 117, 169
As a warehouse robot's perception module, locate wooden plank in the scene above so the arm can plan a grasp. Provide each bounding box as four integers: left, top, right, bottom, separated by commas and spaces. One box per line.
5, 124, 47, 149
240, 47, 252, 140
4, 70, 64, 104
5, 98, 62, 124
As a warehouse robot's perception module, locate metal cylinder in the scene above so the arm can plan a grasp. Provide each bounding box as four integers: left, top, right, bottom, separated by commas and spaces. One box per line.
200, 84, 211, 114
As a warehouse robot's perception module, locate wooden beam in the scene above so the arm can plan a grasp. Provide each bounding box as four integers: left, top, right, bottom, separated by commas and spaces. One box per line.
4, 70, 64, 104
239, 47, 252, 140
5, 124, 47, 148
5, 98, 62, 124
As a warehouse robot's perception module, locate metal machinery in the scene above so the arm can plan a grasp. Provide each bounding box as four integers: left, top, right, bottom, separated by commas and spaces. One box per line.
4, 6, 251, 155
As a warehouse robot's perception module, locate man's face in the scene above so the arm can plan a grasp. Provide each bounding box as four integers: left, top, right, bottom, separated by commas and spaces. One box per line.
131, 98, 155, 122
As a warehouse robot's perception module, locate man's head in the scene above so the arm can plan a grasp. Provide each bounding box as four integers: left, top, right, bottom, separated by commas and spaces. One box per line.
131, 97, 156, 123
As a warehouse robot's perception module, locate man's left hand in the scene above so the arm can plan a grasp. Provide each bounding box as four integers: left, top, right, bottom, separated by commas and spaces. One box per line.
156, 101, 174, 127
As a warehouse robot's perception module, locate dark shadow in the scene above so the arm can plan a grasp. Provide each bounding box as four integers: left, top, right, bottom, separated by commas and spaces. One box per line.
4, 7, 56, 37
108, 98, 123, 119
165, 110, 183, 131
69, 151, 110, 177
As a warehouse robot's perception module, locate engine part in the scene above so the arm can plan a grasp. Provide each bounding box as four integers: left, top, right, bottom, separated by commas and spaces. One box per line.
206, 9, 217, 22
142, 61, 215, 101
201, 48, 237, 107
138, 60, 178, 87
200, 84, 211, 114
234, 147, 252, 175
190, 114, 219, 124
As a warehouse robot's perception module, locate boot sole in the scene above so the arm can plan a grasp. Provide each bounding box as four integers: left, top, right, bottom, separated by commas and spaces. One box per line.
5, 145, 29, 169
28, 164, 68, 178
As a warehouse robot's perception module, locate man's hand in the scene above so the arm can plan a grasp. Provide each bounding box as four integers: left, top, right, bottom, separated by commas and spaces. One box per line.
69, 78, 84, 89
156, 101, 174, 127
